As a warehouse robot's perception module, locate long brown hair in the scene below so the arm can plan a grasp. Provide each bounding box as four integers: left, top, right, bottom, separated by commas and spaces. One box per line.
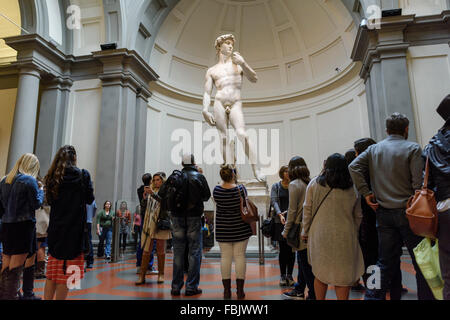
44, 145, 77, 203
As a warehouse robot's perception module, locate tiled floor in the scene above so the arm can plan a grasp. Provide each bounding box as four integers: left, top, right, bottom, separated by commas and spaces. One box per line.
32, 251, 418, 300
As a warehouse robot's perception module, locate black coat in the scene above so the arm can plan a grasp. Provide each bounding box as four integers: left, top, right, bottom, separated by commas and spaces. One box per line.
47, 167, 95, 260
425, 125, 450, 202
159, 166, 211, 217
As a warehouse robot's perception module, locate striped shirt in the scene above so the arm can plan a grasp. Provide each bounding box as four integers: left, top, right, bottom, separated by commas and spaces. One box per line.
213, 185, 253, 243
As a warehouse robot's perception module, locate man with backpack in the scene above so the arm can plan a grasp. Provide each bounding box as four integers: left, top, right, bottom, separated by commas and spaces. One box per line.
159, 154, 211, 296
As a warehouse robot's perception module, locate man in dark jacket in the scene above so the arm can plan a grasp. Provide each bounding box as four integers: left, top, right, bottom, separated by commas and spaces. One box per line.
165, 154, 211, 296
425, 95, 450, 299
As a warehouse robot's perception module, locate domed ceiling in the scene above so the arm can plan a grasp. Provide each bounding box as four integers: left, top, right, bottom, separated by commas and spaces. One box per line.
149, 0, 357, 102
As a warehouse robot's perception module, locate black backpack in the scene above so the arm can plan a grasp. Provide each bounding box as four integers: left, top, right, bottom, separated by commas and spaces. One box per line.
165, 170, 189, 212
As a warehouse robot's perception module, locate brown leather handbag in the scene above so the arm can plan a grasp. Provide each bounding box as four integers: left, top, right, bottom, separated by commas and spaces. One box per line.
239, 185, 259, 224
406, 157, 438, 239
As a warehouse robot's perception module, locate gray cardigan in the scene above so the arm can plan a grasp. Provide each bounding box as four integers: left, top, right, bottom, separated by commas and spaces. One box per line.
282, 179, 308, 251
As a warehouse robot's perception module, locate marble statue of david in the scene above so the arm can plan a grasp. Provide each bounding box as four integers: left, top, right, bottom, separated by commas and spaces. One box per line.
202, 34, 265, 182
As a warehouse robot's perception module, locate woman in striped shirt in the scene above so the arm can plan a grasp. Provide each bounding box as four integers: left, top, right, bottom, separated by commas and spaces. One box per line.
213, 165, 252, 300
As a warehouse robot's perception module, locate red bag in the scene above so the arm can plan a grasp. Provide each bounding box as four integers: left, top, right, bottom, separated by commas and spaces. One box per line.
406, 157, 438, 239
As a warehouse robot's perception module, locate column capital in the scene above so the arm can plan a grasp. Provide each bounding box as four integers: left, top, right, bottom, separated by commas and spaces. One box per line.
93, 48, 159, 95
41, 75, 74, 91
4, 33, 68, 79
18, 66, 42, 79
352, 11, 450, 80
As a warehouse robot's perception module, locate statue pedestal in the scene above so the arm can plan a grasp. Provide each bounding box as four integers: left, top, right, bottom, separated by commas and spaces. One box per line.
204, 179, 278, 259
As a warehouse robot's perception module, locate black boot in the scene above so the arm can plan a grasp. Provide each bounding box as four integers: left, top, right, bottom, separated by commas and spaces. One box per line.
21, 265, 41, 300
222, 279, 231, 300
236, 279, 245, 300
3, 266, 23, 300
0, 268, 7, 300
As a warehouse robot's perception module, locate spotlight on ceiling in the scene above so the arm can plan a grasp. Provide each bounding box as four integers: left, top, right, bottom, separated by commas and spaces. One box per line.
360, 18, 368, 28
382, 9, 402, 17
100, 43, 117, 51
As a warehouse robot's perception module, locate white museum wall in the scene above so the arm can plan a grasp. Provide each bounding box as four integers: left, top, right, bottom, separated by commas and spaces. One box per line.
399, 0, 449, 16
150, 0, 358, 102
144, 0, 371, 213
64, 79, 102, 185
47, 0, 63, 45
145, 73, 370, 210
407, 44, 450, 147
70, 0, 105, 56
0, 88, 17, 176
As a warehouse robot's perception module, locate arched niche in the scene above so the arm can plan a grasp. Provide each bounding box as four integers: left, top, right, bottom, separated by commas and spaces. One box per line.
17, 0, 73, 53
128, 0, 181, 61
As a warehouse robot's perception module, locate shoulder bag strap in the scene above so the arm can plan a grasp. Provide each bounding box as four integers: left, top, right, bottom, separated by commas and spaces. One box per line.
238, 184, 244, 198
423, 157, 430, 190
310, 188, 333, 226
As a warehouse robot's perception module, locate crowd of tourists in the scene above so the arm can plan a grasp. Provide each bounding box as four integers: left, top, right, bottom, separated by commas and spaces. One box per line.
0, 95, 448, 300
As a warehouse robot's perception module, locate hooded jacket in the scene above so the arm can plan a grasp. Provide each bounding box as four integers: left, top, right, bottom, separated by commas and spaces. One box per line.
424, 124, 450, 202
47, 166, 95, 260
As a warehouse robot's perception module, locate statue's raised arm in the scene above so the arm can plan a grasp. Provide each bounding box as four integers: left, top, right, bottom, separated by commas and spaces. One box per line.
231, 52, 257, 83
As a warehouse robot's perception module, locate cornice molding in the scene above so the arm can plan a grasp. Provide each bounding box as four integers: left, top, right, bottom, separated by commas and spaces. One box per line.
152, 61, 360, 104
352, 11, 450, 80
1, 34, 159, 99
92, 48, 159, 99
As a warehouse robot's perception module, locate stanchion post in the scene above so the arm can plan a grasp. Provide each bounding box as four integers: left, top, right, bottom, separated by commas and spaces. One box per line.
111, 202, 120, 262
258, 215, 265, 265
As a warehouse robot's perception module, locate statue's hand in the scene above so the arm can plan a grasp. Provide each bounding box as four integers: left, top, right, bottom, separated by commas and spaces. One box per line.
202, 110, 216, 126
232, 52, 245, 66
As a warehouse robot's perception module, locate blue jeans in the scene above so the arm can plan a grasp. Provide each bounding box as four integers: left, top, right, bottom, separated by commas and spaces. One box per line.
171, 216, 203, 292
99, 227, 113, 258
364, 207, 434, 300
86, 223, 94, 265
294, 249, 316, 299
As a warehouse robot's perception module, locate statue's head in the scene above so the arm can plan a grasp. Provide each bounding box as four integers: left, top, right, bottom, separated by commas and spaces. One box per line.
215, 34, 235, 57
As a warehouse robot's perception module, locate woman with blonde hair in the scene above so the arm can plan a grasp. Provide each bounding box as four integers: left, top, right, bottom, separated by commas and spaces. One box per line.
43, 145, 95, 300
0, 153, 44, 300
136, 172, 171, 285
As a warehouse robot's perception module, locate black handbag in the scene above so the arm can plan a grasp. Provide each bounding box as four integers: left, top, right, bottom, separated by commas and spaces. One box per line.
261, 216, 275, 238
157, 218, 171, 230
286, 208, 302, 249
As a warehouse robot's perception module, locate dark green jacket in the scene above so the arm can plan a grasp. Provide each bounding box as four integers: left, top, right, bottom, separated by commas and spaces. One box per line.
96, 209, 114, 228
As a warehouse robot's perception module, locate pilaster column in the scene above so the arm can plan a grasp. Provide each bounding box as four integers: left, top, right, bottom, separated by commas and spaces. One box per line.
352, 15, 418, 142
7, 67, 41, 171
35, 76, 73, 174
134, 88, 151, 199
92, 49, 158, 209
